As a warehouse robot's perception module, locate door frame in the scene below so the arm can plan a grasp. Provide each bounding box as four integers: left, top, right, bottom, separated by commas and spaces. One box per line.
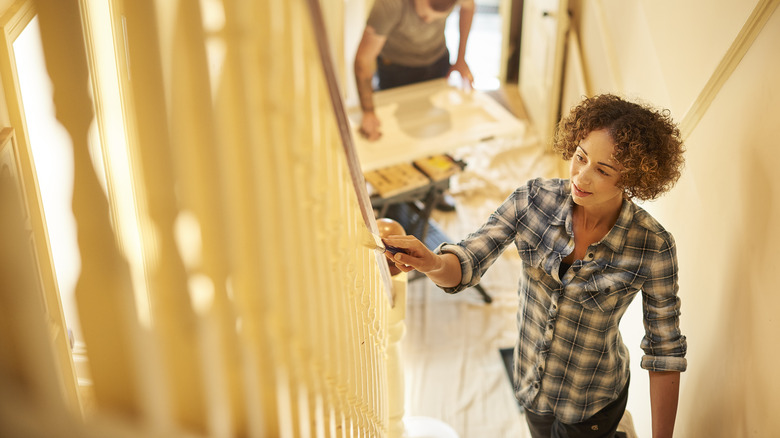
0, 0, 81, 414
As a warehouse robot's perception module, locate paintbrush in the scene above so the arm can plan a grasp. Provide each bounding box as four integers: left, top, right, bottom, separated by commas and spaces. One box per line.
360, 228, 408, 255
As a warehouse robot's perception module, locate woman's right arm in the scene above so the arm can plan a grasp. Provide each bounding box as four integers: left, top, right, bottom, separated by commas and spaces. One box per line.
381, 235, 462, 288
382, 183, 535, 291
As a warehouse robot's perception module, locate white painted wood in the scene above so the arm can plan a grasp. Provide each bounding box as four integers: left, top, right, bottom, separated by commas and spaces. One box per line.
122, 0, 210, 431
31, 0, 147, 420
679, 0, 780, 140
387, 273, 407, 437
0, 0, 82, 417
560, 29, 588, 118
167, 2, 247, 435
518, 0, 569, 148
350, 78, 526, 172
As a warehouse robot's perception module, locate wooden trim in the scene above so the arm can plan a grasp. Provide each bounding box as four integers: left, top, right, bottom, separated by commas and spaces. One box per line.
0, 1, 34, 141
0, 0, 81, 414
0, 0, 34, 40
679, 0, 780, 140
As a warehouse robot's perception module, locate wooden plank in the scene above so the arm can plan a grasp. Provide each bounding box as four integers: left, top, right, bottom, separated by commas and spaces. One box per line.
413, 155, 461, 182
364, 163, 430, 198
351, 79, 526, 172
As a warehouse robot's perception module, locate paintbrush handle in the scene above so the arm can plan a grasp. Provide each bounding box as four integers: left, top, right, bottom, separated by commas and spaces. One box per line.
383, 244, 408, 255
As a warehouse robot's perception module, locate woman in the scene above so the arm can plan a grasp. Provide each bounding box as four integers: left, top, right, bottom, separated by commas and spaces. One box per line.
383, 94, 687, 438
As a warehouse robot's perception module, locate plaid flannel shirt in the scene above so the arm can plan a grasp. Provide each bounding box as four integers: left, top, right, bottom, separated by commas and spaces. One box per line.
438, 178, 687, 424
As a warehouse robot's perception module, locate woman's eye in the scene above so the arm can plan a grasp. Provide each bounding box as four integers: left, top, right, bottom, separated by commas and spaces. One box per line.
576, 154, 585, 162
599, 169, 609, 176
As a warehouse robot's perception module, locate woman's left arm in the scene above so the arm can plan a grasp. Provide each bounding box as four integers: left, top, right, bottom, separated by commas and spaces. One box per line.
649, 370, 680, 438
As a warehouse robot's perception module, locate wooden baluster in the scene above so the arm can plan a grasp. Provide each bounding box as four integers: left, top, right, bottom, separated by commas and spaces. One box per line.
302, 61, 333, 437
387, 275, 408, 437
32, 0, 143, 417
122, 0, 206, 431
327, 120, 351, 436
294, 1, 334, 433
266, 2, 303, 434
245, 0, 301, 435
168, 1, 247, 436
216, 0, 278, 435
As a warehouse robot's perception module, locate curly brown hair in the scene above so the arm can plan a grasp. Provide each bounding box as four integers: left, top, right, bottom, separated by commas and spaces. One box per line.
553, 94, 685, 201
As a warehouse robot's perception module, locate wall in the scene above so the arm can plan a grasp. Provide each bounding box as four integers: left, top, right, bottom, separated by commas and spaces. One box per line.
665, 8, 780, 436
573, 0, 780, 436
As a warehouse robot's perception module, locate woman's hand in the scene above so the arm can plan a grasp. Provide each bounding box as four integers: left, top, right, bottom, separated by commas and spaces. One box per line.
381, 235, 463, 288
381, 235, 442, 273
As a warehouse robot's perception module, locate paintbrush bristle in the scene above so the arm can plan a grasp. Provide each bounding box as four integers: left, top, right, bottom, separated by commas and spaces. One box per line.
359, 227, 385, 252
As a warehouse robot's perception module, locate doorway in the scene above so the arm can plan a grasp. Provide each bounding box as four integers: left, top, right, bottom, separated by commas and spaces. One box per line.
445, 0, 504, 90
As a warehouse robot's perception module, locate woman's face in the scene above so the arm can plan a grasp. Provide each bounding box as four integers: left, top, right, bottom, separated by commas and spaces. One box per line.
569, 129, 624, 210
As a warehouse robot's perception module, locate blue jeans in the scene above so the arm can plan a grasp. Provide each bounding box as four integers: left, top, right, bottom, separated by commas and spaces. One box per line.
376, 50, 451, 90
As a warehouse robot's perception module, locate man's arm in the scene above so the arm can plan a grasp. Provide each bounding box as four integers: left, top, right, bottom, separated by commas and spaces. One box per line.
354, 25, 386, 141
449, 0, 475, 87
649, 370, 680, 438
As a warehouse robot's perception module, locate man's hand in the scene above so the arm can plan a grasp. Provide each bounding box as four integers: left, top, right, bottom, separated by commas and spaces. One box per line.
450, 0, 475, 89
354, 25, 387, 142
448, 60, 474, 89
359, 111, 382, 141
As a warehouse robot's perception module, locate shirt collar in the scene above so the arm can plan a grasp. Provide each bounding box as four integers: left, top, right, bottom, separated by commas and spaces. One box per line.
550, 183, 572, 228
555, 180, 635, 251
599, 198, 634, 252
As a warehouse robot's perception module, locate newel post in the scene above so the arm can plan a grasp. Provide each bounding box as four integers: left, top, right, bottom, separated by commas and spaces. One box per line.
387, 272, 408, 437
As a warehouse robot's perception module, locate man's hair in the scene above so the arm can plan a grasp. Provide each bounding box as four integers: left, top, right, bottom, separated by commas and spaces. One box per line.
553, 94, 685, 201
429, 0, 458, 12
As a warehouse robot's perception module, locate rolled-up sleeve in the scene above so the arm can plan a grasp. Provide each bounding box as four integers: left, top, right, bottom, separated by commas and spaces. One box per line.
436, 243, 476, 294
640, 233, 688, 372
434, 189, 525, 294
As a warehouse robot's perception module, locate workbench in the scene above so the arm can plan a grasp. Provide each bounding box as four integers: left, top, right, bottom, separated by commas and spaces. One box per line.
351, 79, 526, 304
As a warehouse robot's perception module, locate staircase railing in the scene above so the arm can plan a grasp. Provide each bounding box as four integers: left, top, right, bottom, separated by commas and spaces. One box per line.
0, 0, 404, 436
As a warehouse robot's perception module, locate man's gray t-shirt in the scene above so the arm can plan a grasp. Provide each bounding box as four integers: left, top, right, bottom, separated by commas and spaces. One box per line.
367, 0, 457, 67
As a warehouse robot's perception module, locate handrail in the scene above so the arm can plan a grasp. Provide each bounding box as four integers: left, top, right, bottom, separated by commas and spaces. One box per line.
304, 0, 395, 305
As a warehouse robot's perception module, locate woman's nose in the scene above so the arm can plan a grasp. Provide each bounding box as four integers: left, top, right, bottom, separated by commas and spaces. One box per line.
578, 168, 593, 185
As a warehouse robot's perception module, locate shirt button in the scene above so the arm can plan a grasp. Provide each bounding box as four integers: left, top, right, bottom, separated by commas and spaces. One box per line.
533, 382, 540, 389
547, 323, 554, 331
537, 365, 544, 373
